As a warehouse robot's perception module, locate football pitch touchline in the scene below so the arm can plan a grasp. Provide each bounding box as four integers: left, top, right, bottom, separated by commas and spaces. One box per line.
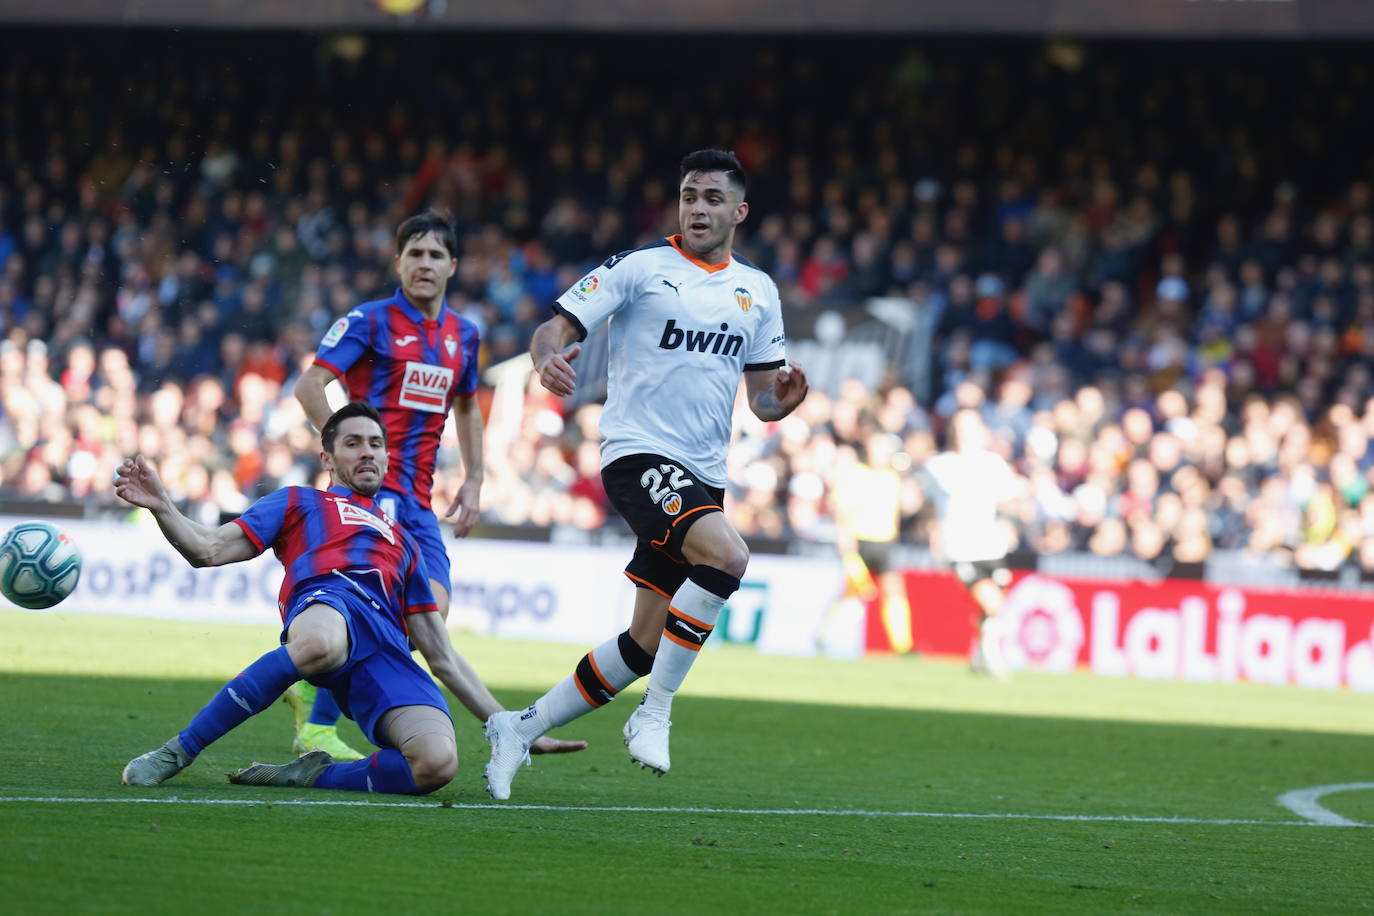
0, 796, 1365, 827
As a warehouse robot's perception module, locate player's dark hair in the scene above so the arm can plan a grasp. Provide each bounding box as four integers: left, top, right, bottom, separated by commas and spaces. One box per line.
680, 149, 747, 197
322, 401, 387, 454
395, 211, 458, 259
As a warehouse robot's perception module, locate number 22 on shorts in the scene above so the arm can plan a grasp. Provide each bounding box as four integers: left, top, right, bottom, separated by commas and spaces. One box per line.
641, 463, 692, 516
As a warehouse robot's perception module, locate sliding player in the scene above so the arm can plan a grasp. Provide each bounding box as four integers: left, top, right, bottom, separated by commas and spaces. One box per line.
120, 403, 462, 794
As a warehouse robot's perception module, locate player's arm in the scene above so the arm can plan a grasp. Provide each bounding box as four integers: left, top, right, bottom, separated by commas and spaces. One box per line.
294, 363, 340, 432
529, 313, 583, 397
407, 610, 588, 754
406, 609, 494, 714
113, 455, 259, 567
441, 395, 485, 537
744, 361, 809, 422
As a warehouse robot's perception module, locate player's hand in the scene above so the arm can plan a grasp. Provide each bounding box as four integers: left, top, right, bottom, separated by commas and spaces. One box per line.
530, 735, 589, 755
444, 478, 482, 538
774, 361, 810, 411
536, 344, 581, 397
113, 455, 171, 511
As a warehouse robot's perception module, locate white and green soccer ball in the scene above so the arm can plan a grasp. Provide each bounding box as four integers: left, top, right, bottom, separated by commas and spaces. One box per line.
0, 520, 82, 609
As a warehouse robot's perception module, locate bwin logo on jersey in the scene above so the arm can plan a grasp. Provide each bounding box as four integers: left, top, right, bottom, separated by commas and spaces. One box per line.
658, 319, 743, 357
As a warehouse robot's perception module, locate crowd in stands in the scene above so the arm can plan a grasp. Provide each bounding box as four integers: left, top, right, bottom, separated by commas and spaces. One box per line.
1, 31, 1372, 577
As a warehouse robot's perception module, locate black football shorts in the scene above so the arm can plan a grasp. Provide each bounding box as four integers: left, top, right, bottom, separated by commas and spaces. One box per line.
953, 558, 1012, 589
602, 453, 725, 597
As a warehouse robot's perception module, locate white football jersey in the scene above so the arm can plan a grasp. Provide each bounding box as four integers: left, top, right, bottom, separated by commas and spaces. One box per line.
555, 235, 787, 485
924, 449, 1018, 562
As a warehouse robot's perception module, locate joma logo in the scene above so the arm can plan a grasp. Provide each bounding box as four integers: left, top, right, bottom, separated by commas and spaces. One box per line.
658, 319, 743, 357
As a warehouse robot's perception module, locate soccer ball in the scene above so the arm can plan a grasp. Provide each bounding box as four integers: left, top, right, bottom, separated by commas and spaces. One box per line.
0, 520, 82, 609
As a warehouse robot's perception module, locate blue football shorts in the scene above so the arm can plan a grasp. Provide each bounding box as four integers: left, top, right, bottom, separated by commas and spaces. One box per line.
283, 581, 450, 748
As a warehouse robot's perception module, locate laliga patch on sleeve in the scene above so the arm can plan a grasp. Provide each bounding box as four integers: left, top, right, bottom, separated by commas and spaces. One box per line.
567, 273, 601, 302
322, 317, 349, 347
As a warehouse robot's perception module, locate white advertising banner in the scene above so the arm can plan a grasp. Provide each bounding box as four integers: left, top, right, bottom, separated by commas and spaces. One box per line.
20, 518, 854, 656
447, 540, 852, 656
51, 518, 284, 624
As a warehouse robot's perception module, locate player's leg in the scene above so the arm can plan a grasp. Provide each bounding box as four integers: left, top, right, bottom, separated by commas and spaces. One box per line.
375, 705, 457, 793
860, 539, 913, 655
970, 575, 1009, 679
485, 583, 663, 799
123, 603, 348, 786
233, 623, 457, 795
878, 568, 914, 651
246, 705, 456, 795
627, 511, 745, 773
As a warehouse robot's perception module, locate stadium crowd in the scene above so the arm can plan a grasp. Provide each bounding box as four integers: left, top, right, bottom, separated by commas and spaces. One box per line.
1, 32, 1372, 577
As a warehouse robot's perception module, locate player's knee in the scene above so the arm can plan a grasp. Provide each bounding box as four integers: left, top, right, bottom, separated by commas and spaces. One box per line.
705, 543, 748, 580
286, 631, 346, 676
407, 758, 456, 794
404, 742, 457, 794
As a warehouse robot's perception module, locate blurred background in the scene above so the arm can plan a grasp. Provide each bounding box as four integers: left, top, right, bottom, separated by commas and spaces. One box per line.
1, 1, 1372, 680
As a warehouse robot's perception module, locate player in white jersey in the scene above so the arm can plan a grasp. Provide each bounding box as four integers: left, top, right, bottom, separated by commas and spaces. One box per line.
482, 149, 809, 799
924, 408, 1020, 678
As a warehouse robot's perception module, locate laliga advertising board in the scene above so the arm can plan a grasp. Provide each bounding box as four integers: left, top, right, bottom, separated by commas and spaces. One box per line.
888, 570, 1374, 691
24, 518, 854, 657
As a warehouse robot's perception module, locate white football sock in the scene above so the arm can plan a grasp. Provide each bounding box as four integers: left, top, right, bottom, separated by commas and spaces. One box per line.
640, 577, 726, 718
515, 633, 646, 742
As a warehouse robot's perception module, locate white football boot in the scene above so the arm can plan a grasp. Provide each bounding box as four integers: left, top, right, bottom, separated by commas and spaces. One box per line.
623, 705, 671, 775
483, 710, 532, 800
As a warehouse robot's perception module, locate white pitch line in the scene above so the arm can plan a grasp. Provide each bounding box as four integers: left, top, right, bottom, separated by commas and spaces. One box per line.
1275, 783, 1374, 828
0, 796, 1361, 827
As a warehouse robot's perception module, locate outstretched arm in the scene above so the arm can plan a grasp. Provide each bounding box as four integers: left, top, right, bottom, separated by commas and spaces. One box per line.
744, 361, 810, 422
113, 455, 259, 567
407, 611, 588, 755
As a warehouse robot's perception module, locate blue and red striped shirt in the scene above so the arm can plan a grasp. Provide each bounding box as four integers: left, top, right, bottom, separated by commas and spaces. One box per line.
233, 484, 438, 628
313, 289, 481, 509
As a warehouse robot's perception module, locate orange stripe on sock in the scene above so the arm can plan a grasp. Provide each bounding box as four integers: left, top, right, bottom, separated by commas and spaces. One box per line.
662, 629, 704, 652
586, 652, 615, 696
669, 605, 714, 632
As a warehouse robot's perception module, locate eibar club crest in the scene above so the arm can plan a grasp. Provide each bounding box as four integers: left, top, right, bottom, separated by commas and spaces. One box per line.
444, 334, 457, 357
734, 287, 753, 311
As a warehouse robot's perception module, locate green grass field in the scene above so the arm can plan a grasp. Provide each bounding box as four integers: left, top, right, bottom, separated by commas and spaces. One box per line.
1, 608, 1370, 915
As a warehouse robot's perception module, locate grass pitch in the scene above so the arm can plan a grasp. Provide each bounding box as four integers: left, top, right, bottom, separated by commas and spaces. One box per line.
1, 609, 1370, 914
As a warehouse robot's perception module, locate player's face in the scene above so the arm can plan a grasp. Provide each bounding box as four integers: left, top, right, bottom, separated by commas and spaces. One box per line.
678, 171, 747, 262
395, 231, 456, 306
323, 417, 389, 497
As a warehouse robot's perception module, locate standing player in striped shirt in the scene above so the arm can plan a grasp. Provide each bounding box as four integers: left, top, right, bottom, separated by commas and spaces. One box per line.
120, 403, 467, 794
483, 150, 809, 799
292, 212, 584, 759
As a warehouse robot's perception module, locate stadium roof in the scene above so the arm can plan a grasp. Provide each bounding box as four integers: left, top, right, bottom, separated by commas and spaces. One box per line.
2, 0, 1371, 39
